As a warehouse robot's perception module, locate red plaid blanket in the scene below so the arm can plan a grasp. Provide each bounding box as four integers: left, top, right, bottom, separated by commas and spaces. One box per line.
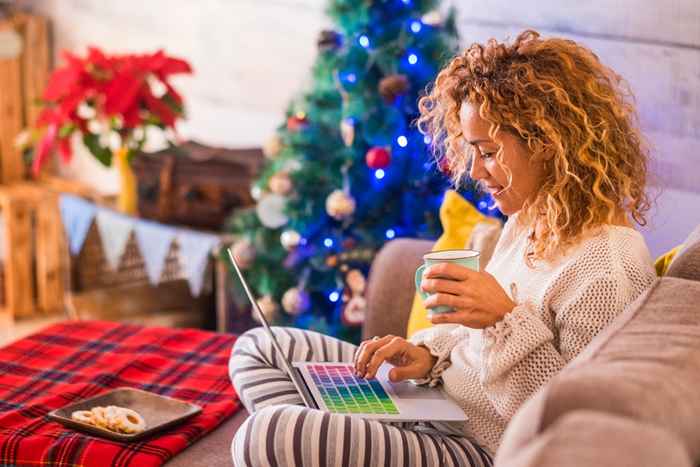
0, 320, 240, 467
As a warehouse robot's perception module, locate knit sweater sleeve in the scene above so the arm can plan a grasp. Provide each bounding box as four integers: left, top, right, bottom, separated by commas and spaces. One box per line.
480, 274, 624, 420
409, 324, 471, 386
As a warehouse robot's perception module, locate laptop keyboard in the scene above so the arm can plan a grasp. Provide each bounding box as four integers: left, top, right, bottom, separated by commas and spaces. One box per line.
308, 364, 399, 415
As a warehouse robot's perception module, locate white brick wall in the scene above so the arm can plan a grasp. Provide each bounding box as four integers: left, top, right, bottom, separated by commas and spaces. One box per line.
28, 0, 700, 255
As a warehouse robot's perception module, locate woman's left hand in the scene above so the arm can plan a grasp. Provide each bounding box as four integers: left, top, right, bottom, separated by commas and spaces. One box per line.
421, 262, 516, 328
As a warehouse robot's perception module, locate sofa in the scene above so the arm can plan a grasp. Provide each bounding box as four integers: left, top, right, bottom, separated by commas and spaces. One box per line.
169, 223, 700, 466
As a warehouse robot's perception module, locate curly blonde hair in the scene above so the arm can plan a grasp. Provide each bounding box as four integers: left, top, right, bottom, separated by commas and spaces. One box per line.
417, 29, 651, 263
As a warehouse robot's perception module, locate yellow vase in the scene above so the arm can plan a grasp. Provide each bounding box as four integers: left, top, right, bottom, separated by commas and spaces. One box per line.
115, 146, 138, 215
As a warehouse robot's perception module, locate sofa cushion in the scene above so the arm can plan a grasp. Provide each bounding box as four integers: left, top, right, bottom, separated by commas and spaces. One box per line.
666, 224, 700, 281
496, 277, 700, 465
497, 410, 692, 467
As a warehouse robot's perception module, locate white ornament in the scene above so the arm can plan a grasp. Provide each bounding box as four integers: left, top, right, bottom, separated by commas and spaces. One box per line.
250, 185, 263, 201
280, 229, 302, 250
268, 171, 293, 196
282, 287, 310, 316
256, 193, 289, 228
326, 190, 356, 220
421, 10, 443, 26
255, 295, 279, 323
263, 134, 283, 159
340, 118, 355, 147
283, 159, 303, 172
232, 238, 256, 269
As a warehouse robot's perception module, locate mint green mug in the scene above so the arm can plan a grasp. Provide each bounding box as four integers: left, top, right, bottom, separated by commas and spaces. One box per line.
415, 249, 480, 314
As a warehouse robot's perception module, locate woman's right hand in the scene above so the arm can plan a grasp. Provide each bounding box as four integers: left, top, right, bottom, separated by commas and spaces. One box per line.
353, 335, 437, 382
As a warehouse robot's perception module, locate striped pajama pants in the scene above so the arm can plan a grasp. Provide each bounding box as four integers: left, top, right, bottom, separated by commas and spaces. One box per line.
229, 326, 493, 467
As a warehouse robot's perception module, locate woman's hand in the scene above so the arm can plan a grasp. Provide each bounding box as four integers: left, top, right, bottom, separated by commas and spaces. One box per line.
353, 335, 437, 381
421, 262, 516, 328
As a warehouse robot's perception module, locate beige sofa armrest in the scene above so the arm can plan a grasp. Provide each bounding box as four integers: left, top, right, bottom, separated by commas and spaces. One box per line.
363, 239, 433, 340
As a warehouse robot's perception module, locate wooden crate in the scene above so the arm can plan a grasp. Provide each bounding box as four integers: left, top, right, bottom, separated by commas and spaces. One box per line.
0, 12, 50, 183
0, 182, 66, 320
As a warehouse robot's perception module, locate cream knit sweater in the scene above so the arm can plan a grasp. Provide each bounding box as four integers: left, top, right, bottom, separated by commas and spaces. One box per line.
410, 214, 656, 455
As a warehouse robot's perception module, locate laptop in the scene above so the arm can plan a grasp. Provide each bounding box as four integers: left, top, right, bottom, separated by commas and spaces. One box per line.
227, 248, 467, 422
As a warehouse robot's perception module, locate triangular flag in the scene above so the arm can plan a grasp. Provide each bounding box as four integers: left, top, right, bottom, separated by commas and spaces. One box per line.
59, 195, 97, 255
133, 220, 177, 285
177, 230, 220, 296
95, 209, 135, 270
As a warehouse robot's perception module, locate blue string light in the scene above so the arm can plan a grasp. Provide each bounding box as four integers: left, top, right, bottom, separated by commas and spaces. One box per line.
328, 291, 340, 302
359, 35, 370, 48
408, 53, 418, 65
397, 135, 408, 147
346, 72, 357, 83
423, 135, 432, 144
375, 169, 385, 180
385, 229, 396, 239
410, 21, 422, 33
324, 238, 334, 248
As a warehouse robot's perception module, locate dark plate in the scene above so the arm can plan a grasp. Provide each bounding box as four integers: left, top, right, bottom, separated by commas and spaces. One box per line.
47, 387, 202, 442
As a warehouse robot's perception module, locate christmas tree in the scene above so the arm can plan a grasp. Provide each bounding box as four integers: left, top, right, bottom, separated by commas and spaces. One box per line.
227, 0, 494, 343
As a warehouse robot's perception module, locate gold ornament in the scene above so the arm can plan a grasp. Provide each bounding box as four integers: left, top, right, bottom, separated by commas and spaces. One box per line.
232, 239, 256, 269
325, 190, 356, 220
268, 171, 293, 196
263, 134, 283, 159
255, 295, 279, 323
282, 287, 310, 315
421, 10, 442, 26
340, 118, 355, 147
280, 229, 302, 250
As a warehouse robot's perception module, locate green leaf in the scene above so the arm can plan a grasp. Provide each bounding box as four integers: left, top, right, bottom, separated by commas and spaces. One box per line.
58, 123, 75, 138
82, 133, 113, 167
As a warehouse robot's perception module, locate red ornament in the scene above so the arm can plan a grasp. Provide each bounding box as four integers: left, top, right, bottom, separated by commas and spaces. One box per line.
365, 146, 391, 169
287, 113, 309, 132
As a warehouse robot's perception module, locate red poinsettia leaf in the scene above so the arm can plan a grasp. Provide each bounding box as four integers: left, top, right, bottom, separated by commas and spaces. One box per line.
43, 67, 81, 101
158, 56, 193, 76
36, 107, 57, 126
86, 46, 110, 69
143, 91, 176, 127
58, 137, 73, 163
163, 81, 183, 105
122, 105, 143, 129
32, 123, 58, 175
105, 72, 144, 115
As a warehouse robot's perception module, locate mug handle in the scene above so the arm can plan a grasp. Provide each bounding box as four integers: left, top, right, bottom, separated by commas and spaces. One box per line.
415, 264, 429, 300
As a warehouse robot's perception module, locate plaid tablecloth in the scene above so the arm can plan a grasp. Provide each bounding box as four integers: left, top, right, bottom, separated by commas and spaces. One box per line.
0, 320, 240, 467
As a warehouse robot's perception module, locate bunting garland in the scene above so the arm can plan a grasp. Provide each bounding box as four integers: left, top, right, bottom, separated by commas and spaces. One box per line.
59, 195, 222, 296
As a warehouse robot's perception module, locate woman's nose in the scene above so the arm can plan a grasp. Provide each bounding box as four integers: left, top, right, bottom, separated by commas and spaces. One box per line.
469, 153, 488, 180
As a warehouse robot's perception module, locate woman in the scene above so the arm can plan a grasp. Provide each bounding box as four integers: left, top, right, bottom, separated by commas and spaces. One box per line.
229, 30, 656, 466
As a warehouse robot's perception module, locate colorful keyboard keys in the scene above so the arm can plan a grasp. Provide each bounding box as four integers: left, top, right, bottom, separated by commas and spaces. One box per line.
308, 364, 400, 415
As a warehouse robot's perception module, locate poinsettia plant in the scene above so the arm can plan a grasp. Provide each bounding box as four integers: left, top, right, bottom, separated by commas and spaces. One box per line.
27, 46, 192, 174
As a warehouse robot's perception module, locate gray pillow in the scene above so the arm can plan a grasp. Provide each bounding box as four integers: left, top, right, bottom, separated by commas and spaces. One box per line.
667, 224, 700, 281
497, 277, 700, 465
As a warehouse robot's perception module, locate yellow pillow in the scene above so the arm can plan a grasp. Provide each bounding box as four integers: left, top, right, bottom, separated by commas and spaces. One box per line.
655, 245, 683, 276
406, 191, 486, 338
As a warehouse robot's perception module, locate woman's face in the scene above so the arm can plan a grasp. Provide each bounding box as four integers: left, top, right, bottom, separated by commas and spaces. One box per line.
459, 102, 546, 216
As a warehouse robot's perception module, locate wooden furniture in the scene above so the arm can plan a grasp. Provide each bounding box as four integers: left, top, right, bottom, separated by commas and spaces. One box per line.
131, 142, 264, 230
0, 12, 50, 183
0, 183, 65, 320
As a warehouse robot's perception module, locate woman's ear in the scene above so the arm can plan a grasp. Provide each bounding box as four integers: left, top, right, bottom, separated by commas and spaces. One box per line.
539, 148, 555, 161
